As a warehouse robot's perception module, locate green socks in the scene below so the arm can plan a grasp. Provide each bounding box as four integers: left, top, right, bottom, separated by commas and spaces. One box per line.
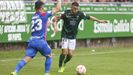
59, 54, 72, 67
64, 55, 72, 64
59, 54, 66, 67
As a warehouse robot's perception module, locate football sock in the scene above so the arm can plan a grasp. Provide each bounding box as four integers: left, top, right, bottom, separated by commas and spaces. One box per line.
45, 56, 52, 73
64, 55, 72, 64
15, 60, 26, 73
59, 54, 66, 67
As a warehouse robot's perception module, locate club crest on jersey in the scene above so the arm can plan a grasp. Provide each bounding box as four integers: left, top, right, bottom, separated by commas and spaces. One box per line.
66, 15, 71, 18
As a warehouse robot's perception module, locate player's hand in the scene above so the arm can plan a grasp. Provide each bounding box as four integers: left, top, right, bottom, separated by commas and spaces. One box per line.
53, 16, 60, 22
53, 16, 58, 22
97, 20, 108, 23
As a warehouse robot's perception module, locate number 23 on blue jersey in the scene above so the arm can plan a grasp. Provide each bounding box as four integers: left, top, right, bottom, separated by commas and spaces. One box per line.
31, 19, 42, 32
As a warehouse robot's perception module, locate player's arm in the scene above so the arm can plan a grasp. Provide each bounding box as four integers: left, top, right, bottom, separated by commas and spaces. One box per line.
53, 22, 58, 33
52, 16, 62, 32
52, 0, 61, 15
81, 12, 107, 23
52, 16, 59, 32
53, 16, 61, 22
52, 12, 65, 32
89, 16, 108, 23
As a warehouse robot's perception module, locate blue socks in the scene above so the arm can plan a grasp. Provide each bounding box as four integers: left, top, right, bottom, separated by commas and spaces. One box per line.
15, 60, 26, 73
45, 56, 52, 73
14, 57, 52, 74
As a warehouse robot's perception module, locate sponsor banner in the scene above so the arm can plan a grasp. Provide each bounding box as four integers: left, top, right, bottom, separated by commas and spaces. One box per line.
0, 1, 133, 42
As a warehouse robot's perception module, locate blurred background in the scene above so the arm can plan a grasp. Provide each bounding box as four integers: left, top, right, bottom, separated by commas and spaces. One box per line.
30, 0, 133, 2
1, 1, 133, 75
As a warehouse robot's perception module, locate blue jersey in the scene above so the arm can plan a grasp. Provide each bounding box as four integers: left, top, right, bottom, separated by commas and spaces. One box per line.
31, 11, 52, 39
25, 11, 52, 58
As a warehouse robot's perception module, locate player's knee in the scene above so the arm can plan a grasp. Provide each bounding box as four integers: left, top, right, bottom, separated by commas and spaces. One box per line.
23, 56, 32, 63
62, 49, 68, 55
62, 51, 68, 55
68, 51, 74, 56
46, 54, 52, 58
68, 53, 73, 57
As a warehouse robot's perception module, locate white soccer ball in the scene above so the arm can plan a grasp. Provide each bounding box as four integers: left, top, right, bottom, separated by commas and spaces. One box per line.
76, 65, 86, 75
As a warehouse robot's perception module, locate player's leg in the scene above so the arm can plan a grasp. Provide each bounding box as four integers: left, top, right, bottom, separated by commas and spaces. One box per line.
58, 39, 75, 73
45, 54, 52, 75
59, 38, 68, 67
58, 38, 69, 72
58, 48, 68, 73
59, 49, 68, 67
10, 57, 28, 75
38, 40, 52, 75
13, 56, 32, 73
64, 50, 74, 64
64, 39, 76, 65
11, 42, 37, 75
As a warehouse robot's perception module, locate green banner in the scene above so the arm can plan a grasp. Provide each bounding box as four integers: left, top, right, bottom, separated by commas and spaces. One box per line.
0, 1, 133, 43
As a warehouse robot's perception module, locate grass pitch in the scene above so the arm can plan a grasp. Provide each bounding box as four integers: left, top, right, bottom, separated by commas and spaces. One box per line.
0, 47, 133, 75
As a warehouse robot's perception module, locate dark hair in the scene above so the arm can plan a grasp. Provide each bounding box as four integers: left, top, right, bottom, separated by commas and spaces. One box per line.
72, 1, 79, 7
35, 1, 44, 10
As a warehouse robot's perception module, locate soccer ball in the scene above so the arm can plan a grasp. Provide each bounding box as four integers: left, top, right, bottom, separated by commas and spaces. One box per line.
76, 65, 86, 75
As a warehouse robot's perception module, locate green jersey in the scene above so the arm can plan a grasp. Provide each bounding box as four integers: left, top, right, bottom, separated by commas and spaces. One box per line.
61, 10, 90, 39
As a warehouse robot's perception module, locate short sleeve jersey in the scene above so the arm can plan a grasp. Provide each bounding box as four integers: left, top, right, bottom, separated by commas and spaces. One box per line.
31, 11, 52, 39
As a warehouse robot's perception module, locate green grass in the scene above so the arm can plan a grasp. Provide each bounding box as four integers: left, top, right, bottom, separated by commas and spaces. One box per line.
0, 47, 133, 75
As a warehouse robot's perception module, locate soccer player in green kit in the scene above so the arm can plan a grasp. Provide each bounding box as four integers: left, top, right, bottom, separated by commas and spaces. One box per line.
54, 1, 108, 72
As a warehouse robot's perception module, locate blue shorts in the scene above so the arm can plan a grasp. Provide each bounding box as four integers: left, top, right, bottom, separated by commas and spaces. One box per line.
25, 38, 51, 58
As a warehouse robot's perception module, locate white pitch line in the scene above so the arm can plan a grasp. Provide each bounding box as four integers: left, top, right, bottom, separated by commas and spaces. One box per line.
73, 50, 133, 56
0, 57, 44, 62
0, 50, 133, 62
87, 50, 133, 55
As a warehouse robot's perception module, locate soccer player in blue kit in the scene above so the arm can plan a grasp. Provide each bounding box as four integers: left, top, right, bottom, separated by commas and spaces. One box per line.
11, 0, 61, 75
